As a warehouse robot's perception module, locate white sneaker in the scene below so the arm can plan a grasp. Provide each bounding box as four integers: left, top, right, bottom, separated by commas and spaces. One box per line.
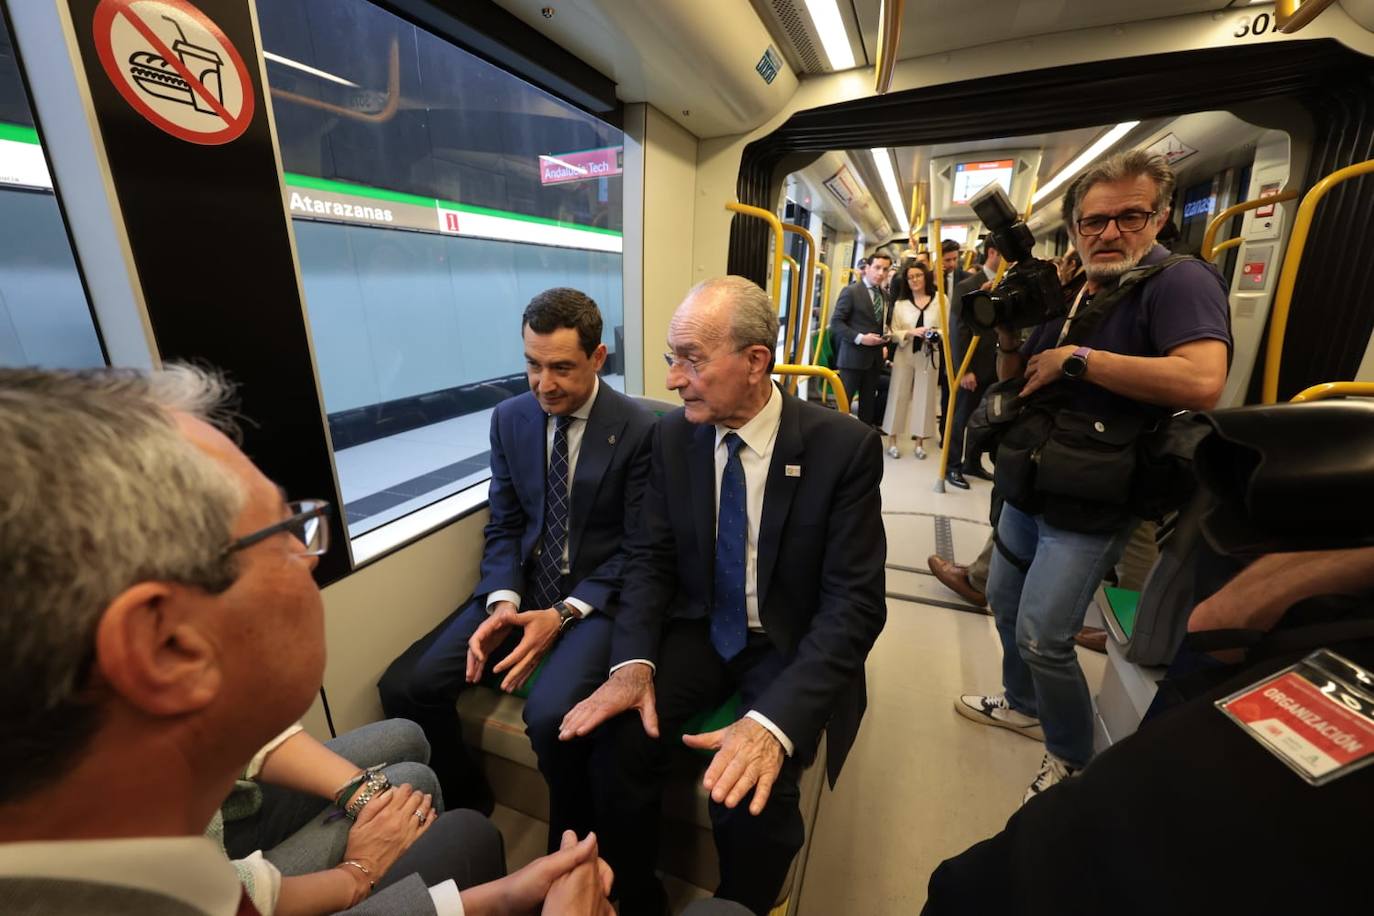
887, 445, 900, 459
915, 446, 927, 459
1022, 752, 1081, 805
954, 693, 1045, 741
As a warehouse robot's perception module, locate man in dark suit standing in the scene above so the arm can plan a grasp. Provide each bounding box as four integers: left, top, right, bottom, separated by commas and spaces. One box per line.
945, 240, 1003, 488
829, 252, 892, 425
560, 277, 887, 914
380, 289, 655, 849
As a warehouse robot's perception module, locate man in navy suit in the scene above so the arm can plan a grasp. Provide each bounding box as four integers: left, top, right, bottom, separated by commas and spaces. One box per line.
560, 277, 887, 914
380, 288, 655, 851
829, 252, 892, 426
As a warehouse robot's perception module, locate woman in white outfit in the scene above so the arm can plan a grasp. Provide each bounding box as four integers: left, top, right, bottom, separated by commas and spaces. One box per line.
882, 260, 942, 458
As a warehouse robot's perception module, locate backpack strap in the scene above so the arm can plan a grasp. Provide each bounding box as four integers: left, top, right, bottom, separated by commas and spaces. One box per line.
1062, 253, 1197, 347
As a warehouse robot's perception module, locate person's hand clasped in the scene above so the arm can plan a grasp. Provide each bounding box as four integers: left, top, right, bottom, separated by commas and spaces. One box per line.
492, 608, 563, 693
343, 784, 435, 885
541, 830, 614, 915
558, 663, 658, 741
1020, 344, 1077, 398
960, 371, 978, 391
467, 601, 519, 683
682, 716, 784, 816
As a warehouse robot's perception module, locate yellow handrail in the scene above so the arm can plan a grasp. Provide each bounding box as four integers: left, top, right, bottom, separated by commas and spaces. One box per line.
1210, 237, 1246, 259
774, 364, 848, 413
813, 262, 834, 402
1288, 381, 1374, 403
1201, 190, 1299, 262
726, 202, 784, 308
782, 221, 818, 382
873, 0, 906, 94
1277, 0, 1338, 32
1263, 158, 1374, 403
781, 255, 801, 384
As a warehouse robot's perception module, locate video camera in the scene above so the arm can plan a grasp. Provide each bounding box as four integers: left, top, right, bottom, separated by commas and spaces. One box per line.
959, 183, 1066, 332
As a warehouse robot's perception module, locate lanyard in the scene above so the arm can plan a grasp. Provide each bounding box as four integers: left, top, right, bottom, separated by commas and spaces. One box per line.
1056, 285, 1092, 347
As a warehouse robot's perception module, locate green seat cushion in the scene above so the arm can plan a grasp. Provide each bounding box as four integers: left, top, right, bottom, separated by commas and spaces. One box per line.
1103, 586, 1141, 640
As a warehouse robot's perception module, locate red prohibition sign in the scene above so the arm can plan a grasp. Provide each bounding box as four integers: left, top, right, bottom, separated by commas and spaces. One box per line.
93, 0, 255, 145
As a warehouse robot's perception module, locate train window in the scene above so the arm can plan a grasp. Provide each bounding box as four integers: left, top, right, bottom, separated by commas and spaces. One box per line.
257, 0, 625, 543
0, 16, 103, 370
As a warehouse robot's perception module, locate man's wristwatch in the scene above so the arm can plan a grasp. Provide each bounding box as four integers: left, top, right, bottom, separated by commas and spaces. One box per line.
1062, 346, 1093, 379
553, 600, 579, 632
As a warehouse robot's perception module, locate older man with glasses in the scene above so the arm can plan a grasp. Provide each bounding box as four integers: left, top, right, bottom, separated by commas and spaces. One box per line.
953, 150, 1233, 804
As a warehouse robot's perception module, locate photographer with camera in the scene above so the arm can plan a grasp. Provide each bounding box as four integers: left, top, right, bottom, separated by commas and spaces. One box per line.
954, 150, 1231, 802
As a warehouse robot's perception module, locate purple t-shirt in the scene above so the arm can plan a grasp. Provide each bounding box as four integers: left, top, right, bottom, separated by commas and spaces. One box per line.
1021, 245, 1232, 418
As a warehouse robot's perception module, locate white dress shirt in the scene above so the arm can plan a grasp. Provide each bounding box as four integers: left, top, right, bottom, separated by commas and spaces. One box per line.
488, 377, 599, 618
613, 384, 795, 757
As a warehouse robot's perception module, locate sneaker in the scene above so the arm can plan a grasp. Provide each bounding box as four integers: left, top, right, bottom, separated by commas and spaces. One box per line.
887, 445, 900, 459
915, 446, 927, 459
954, 693, 1045, 740
1022, 751, 1081, 805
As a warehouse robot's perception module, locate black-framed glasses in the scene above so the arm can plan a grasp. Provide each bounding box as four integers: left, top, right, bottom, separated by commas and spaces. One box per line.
226, 499, 332, 557
1076, 210, 1156, 237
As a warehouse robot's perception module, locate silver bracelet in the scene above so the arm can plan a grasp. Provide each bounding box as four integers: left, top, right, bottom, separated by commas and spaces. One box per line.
344, 772, 390, 820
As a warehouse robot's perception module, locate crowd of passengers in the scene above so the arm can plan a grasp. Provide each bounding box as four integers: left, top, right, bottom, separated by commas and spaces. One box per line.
2, 149, 1372, 916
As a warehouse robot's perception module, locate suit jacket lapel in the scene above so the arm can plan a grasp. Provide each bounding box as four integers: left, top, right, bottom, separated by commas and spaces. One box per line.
689, 422, 717, 598
516, 395, 546, 534
568, 389, 625, 566
757, 390, 803, 612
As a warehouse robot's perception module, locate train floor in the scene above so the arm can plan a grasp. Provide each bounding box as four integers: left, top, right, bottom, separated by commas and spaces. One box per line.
492, 429, 1109, 914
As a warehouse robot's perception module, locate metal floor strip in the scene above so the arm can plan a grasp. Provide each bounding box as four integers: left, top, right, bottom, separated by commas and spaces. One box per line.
934, 515, 955, 562
886, 563, 934, 575
885, 591, 991, 616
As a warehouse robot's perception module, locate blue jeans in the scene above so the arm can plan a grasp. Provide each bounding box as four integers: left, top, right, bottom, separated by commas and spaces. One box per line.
986, 503, 1133, 768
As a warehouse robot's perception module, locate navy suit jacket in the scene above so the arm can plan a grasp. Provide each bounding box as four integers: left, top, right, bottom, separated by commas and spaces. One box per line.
611, 387, 887, 783
830, 281, 888, 370
474, 384, 655, 615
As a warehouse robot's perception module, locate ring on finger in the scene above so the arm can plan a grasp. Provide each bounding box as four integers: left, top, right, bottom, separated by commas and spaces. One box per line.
414, 809, 427, 823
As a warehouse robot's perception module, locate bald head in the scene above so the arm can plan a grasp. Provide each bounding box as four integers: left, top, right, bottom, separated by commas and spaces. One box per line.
665, 276, 778, 427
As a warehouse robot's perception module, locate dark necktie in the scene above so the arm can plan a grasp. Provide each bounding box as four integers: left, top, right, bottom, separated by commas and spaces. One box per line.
711, 432, 748, 661
530, 414, 571, 610
870, 286, 883, 323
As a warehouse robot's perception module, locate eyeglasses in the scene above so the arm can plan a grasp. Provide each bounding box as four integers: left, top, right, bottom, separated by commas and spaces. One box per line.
1076, 210, 1156, 237
226, 499, 332, 557
662, 347, 747, 376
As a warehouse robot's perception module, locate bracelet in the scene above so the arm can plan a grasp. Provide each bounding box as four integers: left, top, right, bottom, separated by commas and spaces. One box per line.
337, 859, 374, 904
331, 770, 367, 809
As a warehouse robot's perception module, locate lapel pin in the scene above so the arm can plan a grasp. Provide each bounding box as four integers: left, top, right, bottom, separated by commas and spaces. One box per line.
785, 464, 801, 477
608, 434, 616, 445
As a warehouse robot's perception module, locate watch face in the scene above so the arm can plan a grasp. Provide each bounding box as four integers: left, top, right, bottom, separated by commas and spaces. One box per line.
1063, 355, 1086, 379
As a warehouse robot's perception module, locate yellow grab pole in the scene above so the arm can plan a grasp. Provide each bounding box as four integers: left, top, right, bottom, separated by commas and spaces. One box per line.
1201, 190, 1298, 262
873, 0, 906, 94
1289, 381, 1374, 403
1263, 158, 1374, 403
1276, 0, 1338, 32
782, 221, 818, 381
774, 364, 848, 413
813, 262, 833, 403
726, 202, 784, 308
780, 255, 802, 393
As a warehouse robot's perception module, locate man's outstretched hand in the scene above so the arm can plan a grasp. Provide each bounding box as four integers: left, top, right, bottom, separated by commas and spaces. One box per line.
682, 717, 785, 816
558, 663, 658, 741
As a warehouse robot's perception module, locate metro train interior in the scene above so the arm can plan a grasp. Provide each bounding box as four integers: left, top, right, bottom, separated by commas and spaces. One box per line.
4, 0, 1374, 913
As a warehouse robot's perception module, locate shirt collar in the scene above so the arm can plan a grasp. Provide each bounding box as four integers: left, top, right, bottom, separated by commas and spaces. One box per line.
983, 264, 996, 280
553, 376, 599, 423
0, 835, 243, 915
715, 382, 782, 458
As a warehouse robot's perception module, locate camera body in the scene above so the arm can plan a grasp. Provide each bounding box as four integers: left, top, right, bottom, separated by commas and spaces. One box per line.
959, 183, 1067, 332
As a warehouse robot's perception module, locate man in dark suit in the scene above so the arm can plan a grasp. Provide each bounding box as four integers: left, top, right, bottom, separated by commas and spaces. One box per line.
829, 252, 892, 425
560, 277, 888, 914
945, 240, 1003, 488
380, 288, 655, 850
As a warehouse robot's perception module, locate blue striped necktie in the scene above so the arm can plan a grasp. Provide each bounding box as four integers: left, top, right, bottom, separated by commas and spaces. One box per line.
711, 432, 748, 661
530, 414, 571, 610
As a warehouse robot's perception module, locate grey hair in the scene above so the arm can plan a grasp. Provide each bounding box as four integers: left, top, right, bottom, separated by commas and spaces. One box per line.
683, 275, 780, 356
0, 364, 245, 803
1062, 149, 1177, 227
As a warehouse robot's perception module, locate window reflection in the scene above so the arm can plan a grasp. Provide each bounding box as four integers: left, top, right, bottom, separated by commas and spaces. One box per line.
0, 17, 103, 370
258, 0, 625, 539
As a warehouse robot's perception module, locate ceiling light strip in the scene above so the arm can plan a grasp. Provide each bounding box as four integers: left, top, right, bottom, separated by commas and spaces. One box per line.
802, 0, 856, 70
1031, 121, 1141, 205
870, 148, 910, 234
264, 51, 360, 88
